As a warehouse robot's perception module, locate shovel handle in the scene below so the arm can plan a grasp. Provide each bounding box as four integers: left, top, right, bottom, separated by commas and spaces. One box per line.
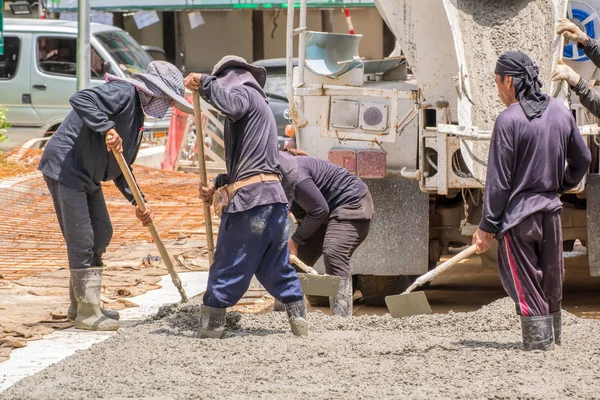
108, 135, 188, 303
404, 244, 477, 294
192, 91, 215, 266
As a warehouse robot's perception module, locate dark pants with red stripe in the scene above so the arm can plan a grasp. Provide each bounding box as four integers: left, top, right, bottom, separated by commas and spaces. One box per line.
497, 211, 564, 316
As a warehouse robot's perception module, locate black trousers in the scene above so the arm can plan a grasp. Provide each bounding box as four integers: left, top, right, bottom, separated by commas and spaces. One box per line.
298, 218, 370, 278
44, 176, 112, 269
497, 211, 564, 316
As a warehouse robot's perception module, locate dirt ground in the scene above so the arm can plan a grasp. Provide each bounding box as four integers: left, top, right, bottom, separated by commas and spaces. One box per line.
2, 295, 599, 400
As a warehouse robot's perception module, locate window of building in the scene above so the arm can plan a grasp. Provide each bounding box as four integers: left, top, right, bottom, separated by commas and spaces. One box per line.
0, 37, 21, 80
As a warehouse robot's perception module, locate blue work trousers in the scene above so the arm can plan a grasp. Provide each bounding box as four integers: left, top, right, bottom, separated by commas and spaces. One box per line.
203, 203, 304, 308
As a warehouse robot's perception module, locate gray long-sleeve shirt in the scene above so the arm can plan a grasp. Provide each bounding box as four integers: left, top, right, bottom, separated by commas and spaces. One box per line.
199, 74, 287, 213
38, 81, 145, 204
571, 39, 600, 117
480, 98, 591, 236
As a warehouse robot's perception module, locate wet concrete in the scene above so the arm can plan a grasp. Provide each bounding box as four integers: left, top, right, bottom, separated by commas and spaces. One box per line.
1, 296, 599, 399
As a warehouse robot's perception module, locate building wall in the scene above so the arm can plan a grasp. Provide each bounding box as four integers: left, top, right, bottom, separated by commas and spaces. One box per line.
124, 12, 164, 49
261, 8, 383, 62
180, 11, 253, 73
126, 8, 383, 72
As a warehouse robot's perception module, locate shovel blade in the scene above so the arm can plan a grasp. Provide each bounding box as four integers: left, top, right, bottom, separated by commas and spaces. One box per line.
385, 291, 432, 318
298, 274, 341, 297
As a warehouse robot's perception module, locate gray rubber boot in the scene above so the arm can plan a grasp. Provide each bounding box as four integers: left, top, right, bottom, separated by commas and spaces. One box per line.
71, 268, 120, 331
67, 279, 120, 322
285, 300, 308, 336
520, 315, 554, 351
551, 311, 562, 345
198, 305, 226, 339
330, 277, 353, 317
273, 299, 286, 312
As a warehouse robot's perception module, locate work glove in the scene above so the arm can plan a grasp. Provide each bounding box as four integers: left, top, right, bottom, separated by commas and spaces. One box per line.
552, 62, 581, 87
557, 18, 588, 44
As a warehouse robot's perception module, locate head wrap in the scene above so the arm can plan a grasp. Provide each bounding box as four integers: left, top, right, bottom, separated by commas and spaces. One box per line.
494, 51, 550, 120
105, 61, 193, 119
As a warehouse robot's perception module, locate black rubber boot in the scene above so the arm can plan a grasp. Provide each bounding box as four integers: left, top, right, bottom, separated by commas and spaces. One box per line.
285, 300, 308, 336
330, 277, 353, 317
198, 305, 226, 339
273, 299, 286, 312
67, 276, 120, 321
520, 315, 554, 351
71, 268, 120, 331
551, 311, 562, 345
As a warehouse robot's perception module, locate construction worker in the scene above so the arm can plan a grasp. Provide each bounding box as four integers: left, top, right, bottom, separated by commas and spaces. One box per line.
472, 51, 591, 351
184, 56, 307, 338
278, 149, 373, 317
39, 61, 192, 331
552, 19, 600, 117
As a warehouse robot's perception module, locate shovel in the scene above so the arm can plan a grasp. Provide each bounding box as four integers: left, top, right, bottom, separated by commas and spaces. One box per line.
108, 136, 188, 303
290, 254, 341, 297
385, 244, 477, 318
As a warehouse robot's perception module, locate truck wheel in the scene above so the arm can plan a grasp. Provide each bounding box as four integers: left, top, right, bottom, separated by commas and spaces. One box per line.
357, 275, 414, 306
305, 295, 330, 308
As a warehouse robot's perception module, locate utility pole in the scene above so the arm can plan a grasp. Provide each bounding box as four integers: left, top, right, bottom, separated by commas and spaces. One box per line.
76, 0, 91, 91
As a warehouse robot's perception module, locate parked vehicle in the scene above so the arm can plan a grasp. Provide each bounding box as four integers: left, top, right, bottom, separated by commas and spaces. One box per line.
253, 58, 298, 150
0, 19, 170, 150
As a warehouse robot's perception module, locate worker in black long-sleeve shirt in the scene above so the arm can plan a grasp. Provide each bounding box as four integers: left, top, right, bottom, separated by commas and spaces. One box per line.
39, 61, 192, 331
473, 52, 591, 351
552, 19, 600, 117
185, 56, 306, 338
278, 149, 374, 317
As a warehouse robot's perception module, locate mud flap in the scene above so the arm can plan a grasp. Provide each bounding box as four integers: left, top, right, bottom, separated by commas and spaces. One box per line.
333, 178, 429, 276
586, 174, 600, 276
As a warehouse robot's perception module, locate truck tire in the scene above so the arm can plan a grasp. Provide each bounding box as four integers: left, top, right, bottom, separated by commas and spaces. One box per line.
358, 275, 414, 306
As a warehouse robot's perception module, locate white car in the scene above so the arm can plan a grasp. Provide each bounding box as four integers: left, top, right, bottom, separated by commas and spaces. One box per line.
0, 19, 171, 150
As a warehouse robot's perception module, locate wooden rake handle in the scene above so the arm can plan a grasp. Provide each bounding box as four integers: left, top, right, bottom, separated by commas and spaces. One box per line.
108, 139, 188, 303
192, 91, 215, 266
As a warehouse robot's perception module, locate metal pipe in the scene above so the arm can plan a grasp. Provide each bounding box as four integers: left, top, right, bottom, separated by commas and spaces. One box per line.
298, 0, 307, 88
285, 0, 295, 107
76, 0, 91, 91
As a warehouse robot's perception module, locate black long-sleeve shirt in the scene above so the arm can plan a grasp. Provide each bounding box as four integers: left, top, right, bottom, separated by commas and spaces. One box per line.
290, 156, 368, 245
199, 75, 286, 213
571, 39, 600, 118
38, 81, 145, 204
480, 98, 591, 236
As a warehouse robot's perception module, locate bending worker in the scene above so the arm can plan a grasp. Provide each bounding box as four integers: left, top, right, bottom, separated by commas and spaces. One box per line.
38, 61, 192, 331
184, 56, 307, 338
279, 149, 373, 317
473, 52, 590, 351
553, 18, 600, 116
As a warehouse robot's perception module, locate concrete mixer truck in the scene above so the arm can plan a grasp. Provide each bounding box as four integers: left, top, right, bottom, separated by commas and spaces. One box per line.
283, 0, 600, 305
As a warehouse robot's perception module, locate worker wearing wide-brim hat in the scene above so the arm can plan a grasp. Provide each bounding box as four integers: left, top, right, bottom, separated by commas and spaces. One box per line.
39, 61, 192, 332
277, 149, 373, 317
185, 56, 307, 338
